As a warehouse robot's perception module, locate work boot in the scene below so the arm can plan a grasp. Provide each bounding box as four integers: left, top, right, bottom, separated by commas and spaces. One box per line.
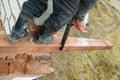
8, 29, 28, 42
33, 27, 54, 44
8, 13, 31, 42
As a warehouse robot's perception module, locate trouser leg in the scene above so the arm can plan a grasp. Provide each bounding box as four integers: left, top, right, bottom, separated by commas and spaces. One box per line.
33, 0, 81, 44
12, 0, 48, 35
43, 0, 80, 32
77, 0, 99, 20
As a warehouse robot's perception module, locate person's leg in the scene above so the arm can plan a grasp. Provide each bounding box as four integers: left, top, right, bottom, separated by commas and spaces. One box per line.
33, 0, 80, 44
77, 0, 99, 20
73, 0, 99, 31
9, 0, 48, 42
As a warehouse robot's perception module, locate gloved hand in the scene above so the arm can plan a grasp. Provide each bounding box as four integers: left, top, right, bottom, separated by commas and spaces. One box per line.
73, 13, 89, 33
77, 15, 90, 28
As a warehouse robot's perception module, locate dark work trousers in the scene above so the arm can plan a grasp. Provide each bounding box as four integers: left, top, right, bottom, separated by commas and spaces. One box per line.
12, 0, 99, 36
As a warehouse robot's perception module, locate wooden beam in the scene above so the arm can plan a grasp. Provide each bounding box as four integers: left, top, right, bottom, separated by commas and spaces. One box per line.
0, 35, 113, 54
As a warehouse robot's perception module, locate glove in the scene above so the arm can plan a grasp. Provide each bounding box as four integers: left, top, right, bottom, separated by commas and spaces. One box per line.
73, 13, 89, 33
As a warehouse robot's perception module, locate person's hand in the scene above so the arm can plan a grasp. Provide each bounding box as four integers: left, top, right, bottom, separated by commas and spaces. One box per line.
73, 19, 89, 33
77, 18, 90, 28
73, 13, 90, 33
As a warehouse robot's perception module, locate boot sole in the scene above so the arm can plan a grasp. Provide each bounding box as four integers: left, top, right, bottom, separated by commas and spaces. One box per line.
33, 36, 53, 44
8, 34, 28, 43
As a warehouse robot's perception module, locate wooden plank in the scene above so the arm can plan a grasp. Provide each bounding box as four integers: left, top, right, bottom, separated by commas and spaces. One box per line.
25, 61, 52, 75
0, 35, 113, 54
0, 59, 9, 75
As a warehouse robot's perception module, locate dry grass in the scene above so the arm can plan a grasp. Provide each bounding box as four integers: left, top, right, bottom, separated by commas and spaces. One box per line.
42, 0, 120, 80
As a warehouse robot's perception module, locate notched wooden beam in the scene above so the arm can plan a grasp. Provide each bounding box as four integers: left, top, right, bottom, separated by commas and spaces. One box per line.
0, 35, 113, 54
